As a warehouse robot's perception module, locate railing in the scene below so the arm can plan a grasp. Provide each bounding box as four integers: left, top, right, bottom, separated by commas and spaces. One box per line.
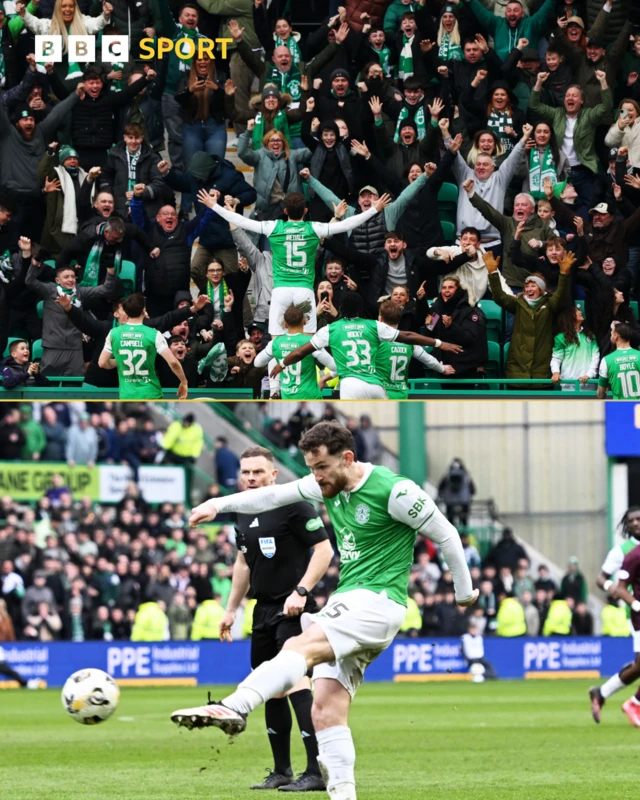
0, 385, 254, 400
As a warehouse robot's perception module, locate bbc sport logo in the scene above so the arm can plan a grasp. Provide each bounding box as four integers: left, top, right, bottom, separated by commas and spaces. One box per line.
34, 34, 233, 64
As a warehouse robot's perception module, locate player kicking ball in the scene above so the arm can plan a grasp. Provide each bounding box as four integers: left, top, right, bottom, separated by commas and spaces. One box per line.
590, 507, 640, 726
170, 422, 478, 800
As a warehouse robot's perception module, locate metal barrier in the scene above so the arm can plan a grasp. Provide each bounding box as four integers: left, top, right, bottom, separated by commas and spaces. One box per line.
0, 387, 254, 400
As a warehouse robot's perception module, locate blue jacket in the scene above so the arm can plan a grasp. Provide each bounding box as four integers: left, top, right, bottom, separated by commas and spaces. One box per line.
162, 157, 256, 251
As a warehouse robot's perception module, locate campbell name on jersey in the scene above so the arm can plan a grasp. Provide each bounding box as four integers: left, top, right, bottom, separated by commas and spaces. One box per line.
297, 464, 437, 606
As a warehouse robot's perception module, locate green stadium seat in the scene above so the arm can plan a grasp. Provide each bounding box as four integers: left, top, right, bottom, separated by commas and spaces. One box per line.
503, 341, 510, 371
32, 339, 43, 361
478, 299, 502, 344
485, 341, 501, 378
441, 221, 455, 246
117, 260, 136, 297
37, 300, 44, 320
3, 337, 23, 358
631, 301, 639, 320
437, 182, 458, 225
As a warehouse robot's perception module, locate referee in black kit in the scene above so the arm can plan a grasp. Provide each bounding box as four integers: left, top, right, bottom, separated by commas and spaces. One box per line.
221, 446, 334, 792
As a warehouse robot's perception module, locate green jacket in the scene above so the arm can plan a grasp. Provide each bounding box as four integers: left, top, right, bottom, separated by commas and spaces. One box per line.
22, 419, 47, 459
469, 192, 554, 287
466, 0, 556, 62
195, 0, 258, 50
157, 1, 207, 94
384, 0, 421, 34
490, 271, 571, 379
528, 88, 613, 174
131, 602, 168, 641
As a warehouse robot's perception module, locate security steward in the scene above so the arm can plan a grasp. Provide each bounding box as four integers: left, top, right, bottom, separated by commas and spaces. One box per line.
221, 446, 334, 792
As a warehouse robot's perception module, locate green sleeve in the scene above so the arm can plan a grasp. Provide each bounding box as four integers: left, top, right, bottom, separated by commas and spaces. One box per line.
469, 192, 508, 234
551, 334, 565, 367
308, 176, 355, 218
196, 0, 252, 13
468, 0, 499, 33
305, 42, 339, 80
488, 272, 518, 313
528, 90, 559, 125
157, 0, 179, 38
548, 271, 571, 312
385, 173, 426, 229
587, 6, 610, 40
7, 3, 38, 40
583, 88, 613, 125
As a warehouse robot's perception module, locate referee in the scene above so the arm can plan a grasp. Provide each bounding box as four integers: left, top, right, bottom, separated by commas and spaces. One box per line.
221, 446, 333, 792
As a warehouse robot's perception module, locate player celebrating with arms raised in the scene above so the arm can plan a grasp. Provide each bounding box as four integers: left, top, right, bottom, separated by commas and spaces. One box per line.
99, 292, 188, 399
197, 188, 391, 337
171, 422, 477, 800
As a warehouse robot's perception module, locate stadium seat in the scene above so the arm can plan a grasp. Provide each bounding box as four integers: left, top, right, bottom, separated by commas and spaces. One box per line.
503, 341, 510, 370
478, 300, 502, 344
37, 300, 44, 320
32, 339, 43, 361
3, 337, 22, 358
117, 260, 136, 296
485, 341, 501, 378
437, 182, 458, 225
631, 301, 639, 320
441, 221, 455, 246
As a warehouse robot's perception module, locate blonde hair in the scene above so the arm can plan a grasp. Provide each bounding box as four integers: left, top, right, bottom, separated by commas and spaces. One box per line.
437, 15, 460, 47
262, 128, 291, 160
236, 339, 255, 352
466, 130, 504, 167
49, 0, 88, 55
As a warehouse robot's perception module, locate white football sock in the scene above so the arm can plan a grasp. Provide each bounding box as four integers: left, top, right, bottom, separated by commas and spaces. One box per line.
222, 650, 307, 716
601, 673, 626, 699
316, 726, 356, 799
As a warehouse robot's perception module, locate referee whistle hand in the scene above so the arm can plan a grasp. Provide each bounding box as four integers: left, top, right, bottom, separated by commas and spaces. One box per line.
283, 592, 306, 616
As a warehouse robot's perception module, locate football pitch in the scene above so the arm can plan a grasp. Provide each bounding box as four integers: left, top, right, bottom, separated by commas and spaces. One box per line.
1, 679, 637, 800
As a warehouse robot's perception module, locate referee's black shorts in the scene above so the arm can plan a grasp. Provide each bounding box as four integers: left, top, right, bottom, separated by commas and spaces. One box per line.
250, 600, 318, 670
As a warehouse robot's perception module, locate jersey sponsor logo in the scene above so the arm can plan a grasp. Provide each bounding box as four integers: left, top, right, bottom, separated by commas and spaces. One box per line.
338, 528, 361, 562
249, 518, 260, 528
355, 504, 370, 524
259, 537, 276, 558
305, 518, 323, 532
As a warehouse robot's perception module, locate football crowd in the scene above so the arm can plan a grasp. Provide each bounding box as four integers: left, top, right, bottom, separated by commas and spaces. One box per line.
0, 0, 639, 397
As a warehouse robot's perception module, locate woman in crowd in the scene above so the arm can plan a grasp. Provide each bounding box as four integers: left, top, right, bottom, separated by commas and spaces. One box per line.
237, 125, 310, 220
605, 99, 640, 168
522, 122, 570, 200
315, 280, 339, 329
425, 275, 488, 383
461, 80, 525, 155
465, 130, 505, 169
550, 305, 600, 390
593, 285, 640, 356
436, 4, 463, 62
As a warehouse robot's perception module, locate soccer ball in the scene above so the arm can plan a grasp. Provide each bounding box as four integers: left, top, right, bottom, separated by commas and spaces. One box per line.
61, 668, 120, 725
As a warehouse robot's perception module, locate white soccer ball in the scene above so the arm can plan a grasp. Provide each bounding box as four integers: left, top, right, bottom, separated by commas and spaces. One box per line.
470, 663, 486, 684
61, 668, 120, 725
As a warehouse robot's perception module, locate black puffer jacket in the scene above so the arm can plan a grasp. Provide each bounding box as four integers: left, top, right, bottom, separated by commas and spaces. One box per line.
429, 287, 488, 375
586, 0, 633, 43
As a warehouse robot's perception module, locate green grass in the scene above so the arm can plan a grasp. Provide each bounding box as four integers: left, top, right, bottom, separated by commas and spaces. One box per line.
1, 680, 638, 799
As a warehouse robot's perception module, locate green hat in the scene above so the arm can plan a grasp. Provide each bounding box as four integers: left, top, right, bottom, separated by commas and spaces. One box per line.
59, 145, 79, 165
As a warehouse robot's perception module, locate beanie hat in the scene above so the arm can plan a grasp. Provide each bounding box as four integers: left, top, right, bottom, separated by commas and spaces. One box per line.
59, 145, 79, 165
13, 104, 34, 123
262, 83, 281, 101
330, 68, 350, 83
399, 118, 418, 134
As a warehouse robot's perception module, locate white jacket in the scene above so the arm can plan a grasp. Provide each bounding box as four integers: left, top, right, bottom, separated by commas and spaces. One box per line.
604, 118, 640, 168
23, 8, 108, 36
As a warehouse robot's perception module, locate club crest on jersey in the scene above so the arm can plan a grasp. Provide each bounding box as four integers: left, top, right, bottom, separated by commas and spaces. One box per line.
355, 504, 370, 524
259, 537, 276, 558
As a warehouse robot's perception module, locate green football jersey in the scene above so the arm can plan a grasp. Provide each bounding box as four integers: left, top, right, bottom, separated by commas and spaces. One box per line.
272, 333, 322, 400
268, 219, 319, 289
106, 323, 167, 400
312, 318, 397, 385
599, 348, 640, 399
298, 465, 437, 606
377, 341, 413, 399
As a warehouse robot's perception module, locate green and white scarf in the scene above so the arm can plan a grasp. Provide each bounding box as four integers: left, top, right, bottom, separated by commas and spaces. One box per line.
197, 341, 229, 382
266, 64, 302, 101
110, 61, 125, 93
207, 277, 229, 320
80, 227, 122, 287
252, 109, 291, 150
399, 34, 414, 80
372, 44, 393, 78
126, 147, 141, 192
529, 145, 557, 198
438, 31, 462, 62
394, 104, 425, 143
66, 26, 83, 80
487, 110, 514, 151
56, 284, 80, 306
275, 34, 301, 66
